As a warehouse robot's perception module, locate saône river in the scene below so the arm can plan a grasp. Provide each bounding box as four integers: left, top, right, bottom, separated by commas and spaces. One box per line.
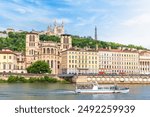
0, 83, 150, 100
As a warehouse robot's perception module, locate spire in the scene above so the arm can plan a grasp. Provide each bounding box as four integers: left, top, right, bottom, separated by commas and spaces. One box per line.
47, 25, 50, 31
95, 26, 97, 40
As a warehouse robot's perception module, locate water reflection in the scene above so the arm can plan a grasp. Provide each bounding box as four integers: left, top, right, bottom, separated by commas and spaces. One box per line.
0, 83, 150, 100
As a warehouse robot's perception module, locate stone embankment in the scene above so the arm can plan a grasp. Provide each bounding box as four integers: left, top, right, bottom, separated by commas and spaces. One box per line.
73, 75, 150, 84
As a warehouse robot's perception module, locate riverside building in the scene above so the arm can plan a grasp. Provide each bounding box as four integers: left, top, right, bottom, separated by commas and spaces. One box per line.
139, 50, 150, 74
25, 32, 72, 74
60, 48, 99, 74
1, 24, 150, 75
0, 49, 17, 73
0, 48, 26, 73
98, 48, 139, 74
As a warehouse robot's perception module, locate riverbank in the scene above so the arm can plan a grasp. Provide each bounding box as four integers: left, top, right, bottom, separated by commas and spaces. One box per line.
74, 75, 150, 84
0, 75, 69, 83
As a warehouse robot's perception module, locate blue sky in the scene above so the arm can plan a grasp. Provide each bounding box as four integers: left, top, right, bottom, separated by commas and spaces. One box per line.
0, 0, 150, 48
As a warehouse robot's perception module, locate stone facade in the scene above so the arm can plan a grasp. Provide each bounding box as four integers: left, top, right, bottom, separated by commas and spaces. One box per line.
39, 20, 64, 36
139, 50, 150, 74
25, 33, 72, 74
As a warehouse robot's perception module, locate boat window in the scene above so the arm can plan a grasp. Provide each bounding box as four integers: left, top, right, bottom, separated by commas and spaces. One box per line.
104, 87, 109, 89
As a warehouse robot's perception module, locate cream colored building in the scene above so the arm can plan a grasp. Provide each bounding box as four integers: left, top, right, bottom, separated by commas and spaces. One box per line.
0, 49, 26, 73
25, 33, 72, 74
98, 48, 139, 74
139, 50, 150, 74
61, 48, 99, 74
16, 52, 26, 73
0, 49, 17, 73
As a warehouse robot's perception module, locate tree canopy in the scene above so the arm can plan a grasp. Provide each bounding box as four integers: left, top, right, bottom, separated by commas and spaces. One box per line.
0, 32, 147, 51
40, 35, 60, 42
26, 60, 52, 74
0, 32, 26, 52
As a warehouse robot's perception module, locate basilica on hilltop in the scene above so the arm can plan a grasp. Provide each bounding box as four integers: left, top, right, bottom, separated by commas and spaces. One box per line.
39, 20, 64, 36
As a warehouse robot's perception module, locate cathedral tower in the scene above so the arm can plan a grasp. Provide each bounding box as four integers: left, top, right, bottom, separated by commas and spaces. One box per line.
60, 34, 72, 51
25, 33, 40, 67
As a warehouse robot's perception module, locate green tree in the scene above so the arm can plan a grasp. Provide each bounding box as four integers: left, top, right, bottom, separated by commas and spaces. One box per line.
26, 60, 51, 74
40, 35, 60, 42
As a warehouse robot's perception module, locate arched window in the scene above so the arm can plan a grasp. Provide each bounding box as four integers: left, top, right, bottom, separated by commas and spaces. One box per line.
47, 48, 50, 54
29, 35, 32, 41
51, 48, 54, 54
51, 60, 53, 68
29, 50, 31, 55
3, 63, 6, 70
43, 48, 46, 54
32, 35, 35, 41
9, 64, 11, 69
32, 50, 34, 55
47, 60, 49, 64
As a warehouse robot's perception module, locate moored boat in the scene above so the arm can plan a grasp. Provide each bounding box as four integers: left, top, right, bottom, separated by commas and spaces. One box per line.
75, 82, 129, 94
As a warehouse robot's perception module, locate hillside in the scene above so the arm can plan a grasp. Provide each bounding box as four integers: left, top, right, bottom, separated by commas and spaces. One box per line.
0, 32, 147, 52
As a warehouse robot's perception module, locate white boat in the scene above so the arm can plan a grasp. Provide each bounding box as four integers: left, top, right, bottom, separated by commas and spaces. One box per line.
75, 82, 129, 94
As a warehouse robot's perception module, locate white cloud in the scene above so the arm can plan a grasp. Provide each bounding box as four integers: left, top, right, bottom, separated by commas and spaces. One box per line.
76, 16, 98, 26
15, 8, 33, 14
122, 14, 150, 27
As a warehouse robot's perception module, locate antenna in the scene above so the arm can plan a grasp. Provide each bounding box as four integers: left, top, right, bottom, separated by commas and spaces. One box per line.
95, 26, 97, 40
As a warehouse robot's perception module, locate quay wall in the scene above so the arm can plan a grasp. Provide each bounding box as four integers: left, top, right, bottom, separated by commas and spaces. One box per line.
73, 75, 150, 84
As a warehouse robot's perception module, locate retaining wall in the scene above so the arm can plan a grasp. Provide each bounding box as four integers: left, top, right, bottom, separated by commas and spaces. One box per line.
74, 75, 150, 84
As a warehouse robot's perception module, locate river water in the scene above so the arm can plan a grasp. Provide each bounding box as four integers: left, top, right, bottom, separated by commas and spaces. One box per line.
0, 83, 150, 100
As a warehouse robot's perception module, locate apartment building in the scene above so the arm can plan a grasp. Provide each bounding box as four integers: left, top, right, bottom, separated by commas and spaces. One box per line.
98, 48, 139, 74
61, 48, 99, 74
0, 49, 17, 73
139, 50, 150, 74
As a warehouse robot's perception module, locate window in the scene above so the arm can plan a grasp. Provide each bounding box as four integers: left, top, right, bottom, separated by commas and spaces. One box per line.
29, 35, 32, 41
9, 64, 11, 69
3, 56, 6, 59
43, 48, 45, 54
9, 56, 11, 59
47, 48, 50, 54
33, 35, 35, 41
51, 60, 53, 68
3, 63, 6, 69
51, 48, 54, 54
